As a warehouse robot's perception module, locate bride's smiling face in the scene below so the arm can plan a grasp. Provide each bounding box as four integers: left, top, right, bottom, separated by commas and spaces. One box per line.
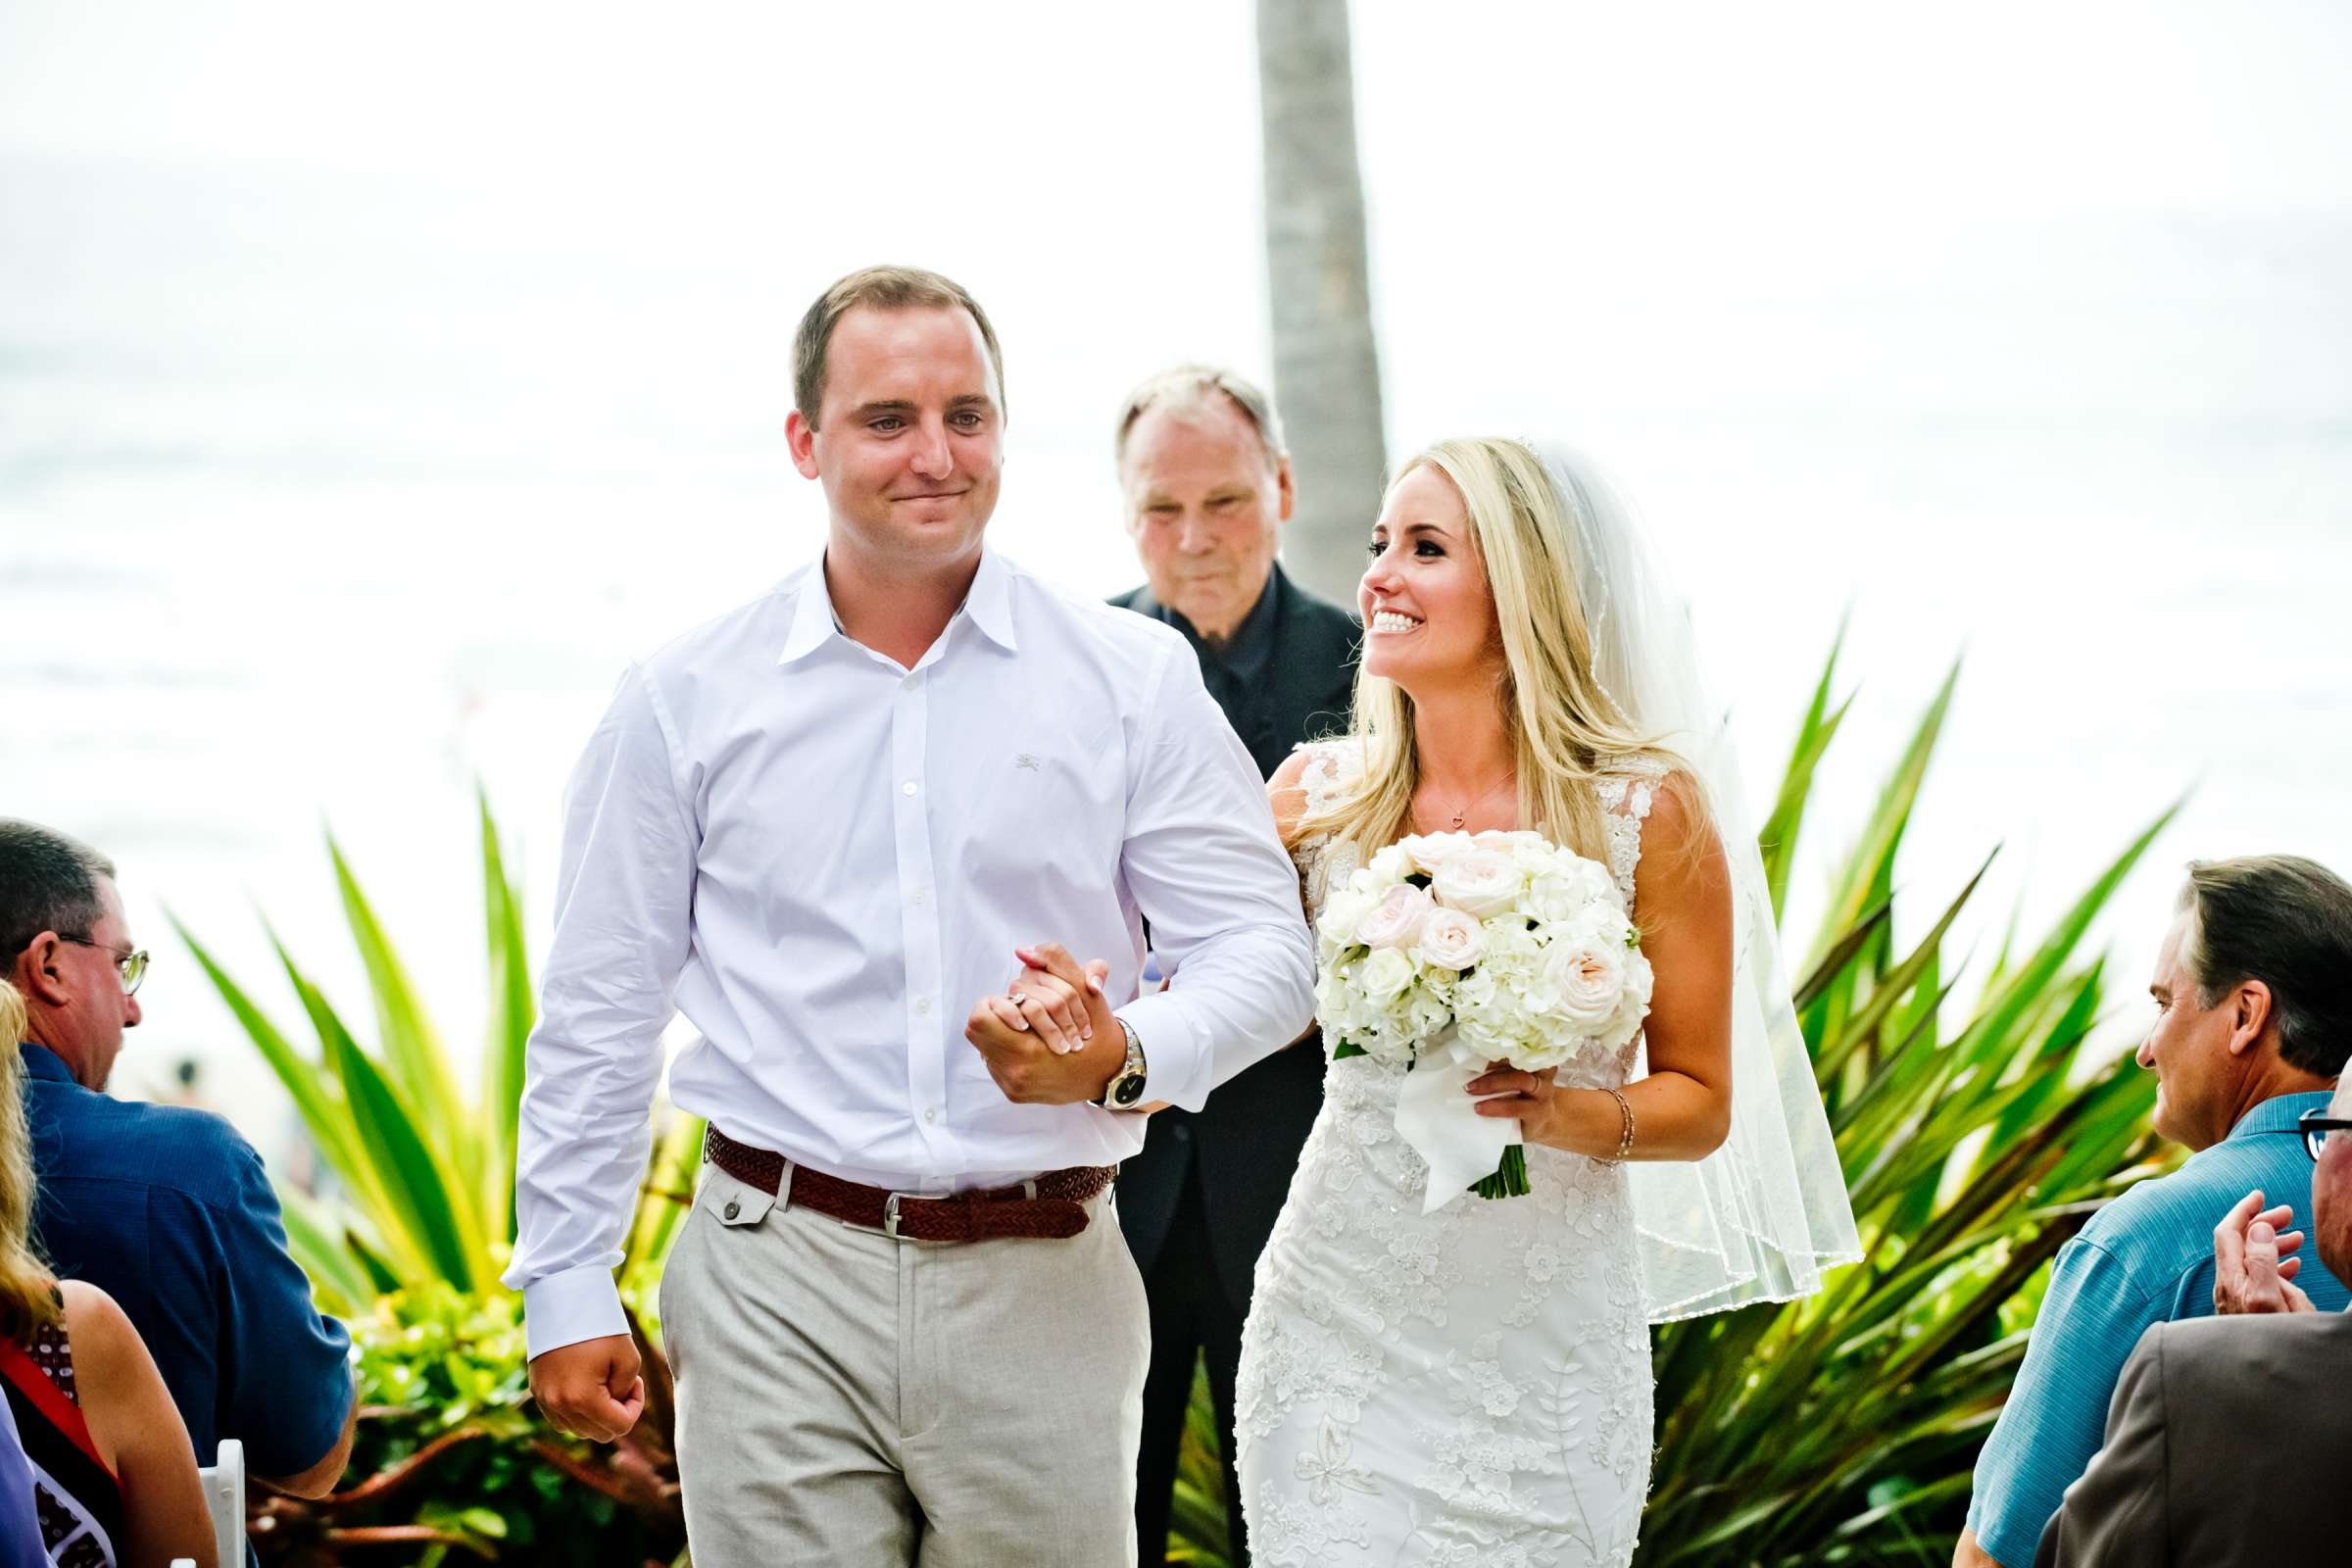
1359, 464, 1498, 692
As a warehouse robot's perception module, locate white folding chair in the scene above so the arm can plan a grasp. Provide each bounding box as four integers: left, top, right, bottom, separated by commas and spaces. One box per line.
183, 1436, 244, 1567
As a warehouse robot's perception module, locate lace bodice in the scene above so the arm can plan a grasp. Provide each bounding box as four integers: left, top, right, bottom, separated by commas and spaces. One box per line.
1237, 739, 1664, 1566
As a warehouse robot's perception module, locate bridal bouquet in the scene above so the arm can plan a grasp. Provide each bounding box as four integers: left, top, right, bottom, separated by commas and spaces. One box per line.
1314, 829, 1653, 1210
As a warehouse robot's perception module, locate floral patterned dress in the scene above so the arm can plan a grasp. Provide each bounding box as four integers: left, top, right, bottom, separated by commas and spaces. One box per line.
1234, 741, 1661, 1567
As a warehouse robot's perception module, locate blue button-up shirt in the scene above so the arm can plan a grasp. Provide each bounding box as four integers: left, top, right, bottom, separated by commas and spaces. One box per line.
19, 1043, 354, 1481
1966, 1091, 2347, 1566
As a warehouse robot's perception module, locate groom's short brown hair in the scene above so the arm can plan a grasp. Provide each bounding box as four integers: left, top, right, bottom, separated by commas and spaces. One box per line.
792, 265, 1006, 429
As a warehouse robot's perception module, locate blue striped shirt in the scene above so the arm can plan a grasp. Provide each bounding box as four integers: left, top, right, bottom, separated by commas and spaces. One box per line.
1966, 1090, 2346, 1566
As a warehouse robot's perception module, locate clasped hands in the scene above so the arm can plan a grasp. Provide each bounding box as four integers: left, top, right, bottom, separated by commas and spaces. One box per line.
2212, 1187, 2317, 1314
965, 941, 1126, 1104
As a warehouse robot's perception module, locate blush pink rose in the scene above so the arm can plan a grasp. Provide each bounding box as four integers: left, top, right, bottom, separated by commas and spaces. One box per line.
1356, 884, 1437, 950
1413, 907, 1488, 970
1432, 850, 1524, 918
1400, 830, 1476, 876
1547, 942, 1627, 1031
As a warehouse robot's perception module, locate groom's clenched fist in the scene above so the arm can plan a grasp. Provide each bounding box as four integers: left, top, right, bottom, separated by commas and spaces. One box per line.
530, 1333, 647, 1443
967, 941, 1124, 1103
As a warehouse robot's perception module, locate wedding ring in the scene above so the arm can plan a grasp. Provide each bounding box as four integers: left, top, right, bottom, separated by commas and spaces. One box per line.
1008, 990, 1028, 1006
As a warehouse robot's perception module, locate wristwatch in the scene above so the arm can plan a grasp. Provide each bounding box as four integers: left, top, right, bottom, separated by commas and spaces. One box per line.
1099, 1017, 1149, 1110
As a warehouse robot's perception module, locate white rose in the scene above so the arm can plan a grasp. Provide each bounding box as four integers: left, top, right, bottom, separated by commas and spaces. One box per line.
1412, 906, 1487, 970
1357, 884, 1437, 950
1400, 830, 1475, 876
1527, 871, 1594, 925
1507, 837, 1562, 877
1319, 882, 1379, 949
1547, 941, 1628, 1032
1433, 849, 1524, 918
1367, 843, 1414, 882
1356, 946, 1419, 1002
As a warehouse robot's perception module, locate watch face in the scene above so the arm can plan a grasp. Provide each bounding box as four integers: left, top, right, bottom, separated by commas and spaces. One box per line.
1109, 1072, 1148, 1108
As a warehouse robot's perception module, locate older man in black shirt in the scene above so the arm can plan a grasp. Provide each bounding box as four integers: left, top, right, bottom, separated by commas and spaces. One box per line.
1109, 367, 1358, 1566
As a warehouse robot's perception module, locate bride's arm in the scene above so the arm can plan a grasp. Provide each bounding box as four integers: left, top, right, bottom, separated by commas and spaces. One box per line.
1473, 771, 1736, 1160
1605, 771, 1735, 1157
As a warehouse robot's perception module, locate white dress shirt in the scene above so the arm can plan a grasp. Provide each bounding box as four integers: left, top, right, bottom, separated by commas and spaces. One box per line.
506, 547, 1317, 1357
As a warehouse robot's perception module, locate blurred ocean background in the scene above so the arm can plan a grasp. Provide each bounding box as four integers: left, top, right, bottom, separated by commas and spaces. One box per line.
3, 1, 2347, 1156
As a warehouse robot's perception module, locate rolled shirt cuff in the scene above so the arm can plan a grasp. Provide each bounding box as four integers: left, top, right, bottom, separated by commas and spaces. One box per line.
1116, 991, 1209, 1111
520, 1262, 631, 1361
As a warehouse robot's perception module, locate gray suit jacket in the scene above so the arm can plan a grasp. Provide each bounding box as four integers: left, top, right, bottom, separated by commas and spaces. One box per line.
2034, 1307, 2352, 1566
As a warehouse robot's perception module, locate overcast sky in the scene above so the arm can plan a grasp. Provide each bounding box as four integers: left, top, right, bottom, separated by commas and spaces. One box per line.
4, 2, 2348, 1128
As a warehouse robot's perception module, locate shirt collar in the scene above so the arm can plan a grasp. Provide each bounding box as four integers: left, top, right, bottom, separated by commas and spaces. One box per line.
2227, 1090, 2336, 1140
1161, 565, 1280, 671
776, 559, 840, 666
776, 548, 1017, 666
960, 546, 1018, 655
16, 1044, 75, 1086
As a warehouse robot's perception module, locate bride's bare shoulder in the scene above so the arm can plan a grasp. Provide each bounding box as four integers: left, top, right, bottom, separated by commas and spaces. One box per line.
1268, 746, 1320, 845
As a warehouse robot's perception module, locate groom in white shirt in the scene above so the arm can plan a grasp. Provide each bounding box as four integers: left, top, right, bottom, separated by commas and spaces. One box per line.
505, 264, 1316, 1566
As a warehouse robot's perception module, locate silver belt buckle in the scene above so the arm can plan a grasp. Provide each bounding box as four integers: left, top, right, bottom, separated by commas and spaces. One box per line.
883, 1192, 905, 1240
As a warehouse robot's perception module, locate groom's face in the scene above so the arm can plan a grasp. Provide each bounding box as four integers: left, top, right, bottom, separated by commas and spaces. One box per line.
789, 304, 1004, 569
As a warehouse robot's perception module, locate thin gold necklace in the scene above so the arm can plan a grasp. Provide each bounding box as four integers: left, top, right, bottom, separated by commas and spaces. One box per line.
1423, 769, 1515, 831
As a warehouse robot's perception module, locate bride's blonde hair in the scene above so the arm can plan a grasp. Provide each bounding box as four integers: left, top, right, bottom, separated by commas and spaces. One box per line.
1298, 436, 1688, 862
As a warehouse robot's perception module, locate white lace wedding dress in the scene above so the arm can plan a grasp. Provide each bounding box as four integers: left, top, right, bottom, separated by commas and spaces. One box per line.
1234, 741, 1662, 1568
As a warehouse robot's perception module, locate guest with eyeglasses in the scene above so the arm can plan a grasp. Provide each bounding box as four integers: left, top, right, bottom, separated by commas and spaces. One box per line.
0, 818, 359, 1531
2034, 1067, 2352, 1563
1957, 855, 2352, 1568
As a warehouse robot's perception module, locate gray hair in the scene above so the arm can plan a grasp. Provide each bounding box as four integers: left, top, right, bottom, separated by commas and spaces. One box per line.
0, 820, 117, 961
1113, 365, 1288, 472
2176, 855, 2352, 1078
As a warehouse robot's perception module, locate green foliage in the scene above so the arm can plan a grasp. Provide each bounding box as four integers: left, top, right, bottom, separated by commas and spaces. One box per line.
177, 789, 700, 1314
247, 1288, 683, 1566
1634, 647, 2179, 1567
180, 793, 697, 1563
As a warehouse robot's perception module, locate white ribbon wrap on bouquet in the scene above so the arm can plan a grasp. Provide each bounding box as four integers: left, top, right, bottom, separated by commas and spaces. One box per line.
1395, 1028, 1515, 1214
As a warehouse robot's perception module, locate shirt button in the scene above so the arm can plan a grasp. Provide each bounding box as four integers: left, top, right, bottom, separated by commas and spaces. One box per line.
722, 1199, 741, 1220
915, 998, 933, 1014
902, 780, 919, 796
923, 1107, 938, 1124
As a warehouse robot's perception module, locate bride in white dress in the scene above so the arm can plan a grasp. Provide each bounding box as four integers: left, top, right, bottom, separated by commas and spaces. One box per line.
1234, 439, 1859, 1567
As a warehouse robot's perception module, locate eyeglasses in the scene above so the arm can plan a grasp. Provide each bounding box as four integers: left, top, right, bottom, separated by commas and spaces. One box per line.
2300, 1109, 2352, 1162
59, 936, 148, 997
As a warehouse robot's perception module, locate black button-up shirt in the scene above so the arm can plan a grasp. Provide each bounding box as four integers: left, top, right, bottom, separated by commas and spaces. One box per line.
1146, 568, 1293, 777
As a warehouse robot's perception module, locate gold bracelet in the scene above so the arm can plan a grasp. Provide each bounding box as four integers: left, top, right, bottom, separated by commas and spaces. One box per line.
1601, 1087, 1635, 1163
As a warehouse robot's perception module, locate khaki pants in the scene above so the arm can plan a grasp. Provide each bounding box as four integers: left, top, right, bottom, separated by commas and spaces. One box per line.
662, 1155, 1149, 1567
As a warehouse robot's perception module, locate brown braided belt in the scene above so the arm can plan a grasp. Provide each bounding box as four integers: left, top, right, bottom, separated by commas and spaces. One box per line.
704, 1125, 1113, 1243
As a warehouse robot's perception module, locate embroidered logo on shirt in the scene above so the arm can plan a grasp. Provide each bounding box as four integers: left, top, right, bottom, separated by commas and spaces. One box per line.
1014, 753, 1042, 771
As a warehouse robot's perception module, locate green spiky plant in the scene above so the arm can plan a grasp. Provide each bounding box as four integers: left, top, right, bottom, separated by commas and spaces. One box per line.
176, 795, 703, 1315
179, 794, 700, 1564
1164, 643, 2178, 1568
1633, 644, 2178, 1566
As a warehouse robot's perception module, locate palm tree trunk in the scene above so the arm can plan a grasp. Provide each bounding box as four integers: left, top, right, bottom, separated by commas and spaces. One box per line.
1257, 0, 1388, 607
